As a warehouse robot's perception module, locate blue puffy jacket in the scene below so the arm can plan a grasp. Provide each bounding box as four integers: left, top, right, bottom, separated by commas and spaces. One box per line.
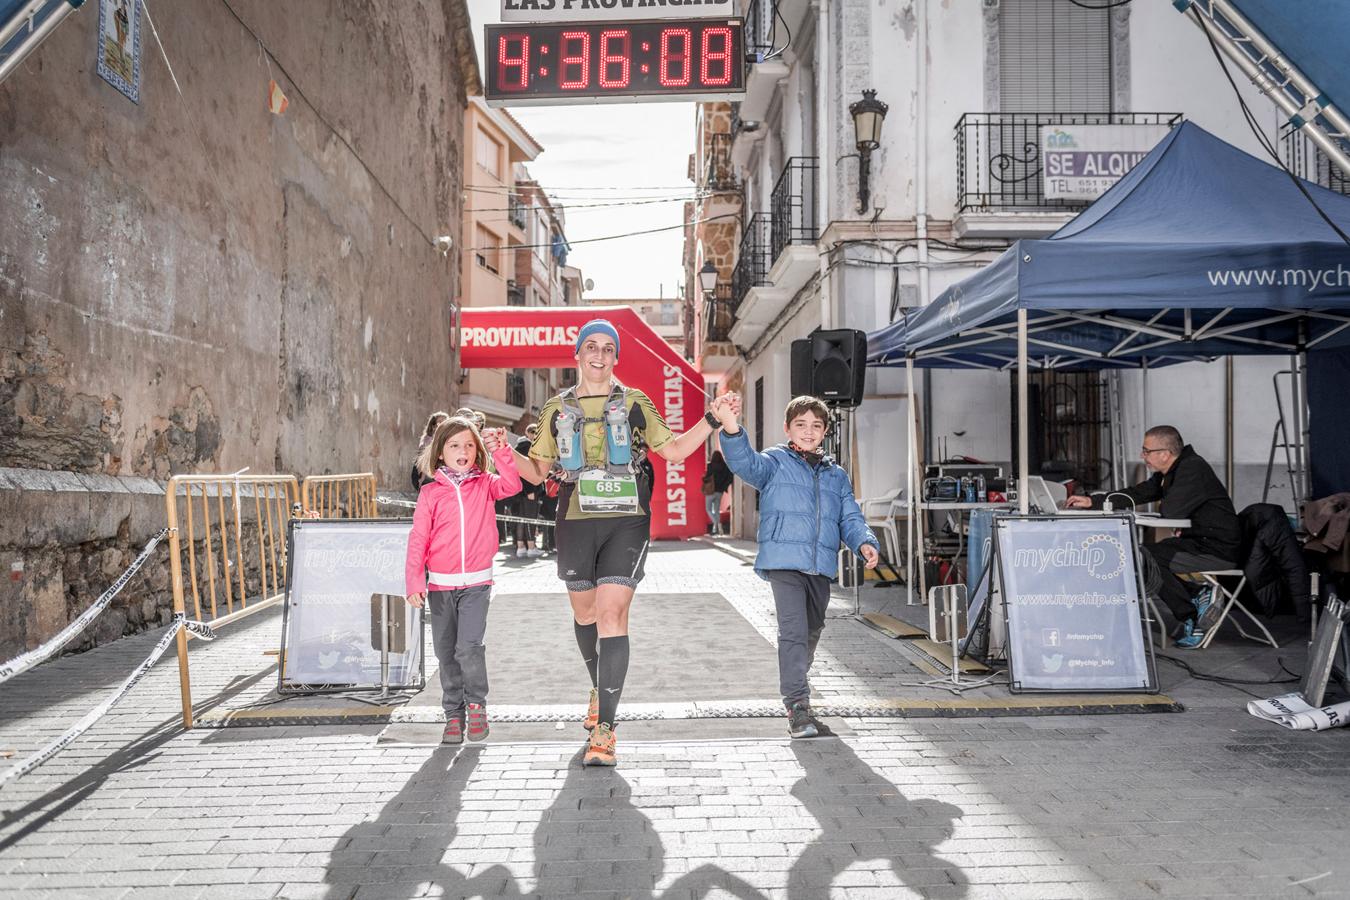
719, 428, 878, 580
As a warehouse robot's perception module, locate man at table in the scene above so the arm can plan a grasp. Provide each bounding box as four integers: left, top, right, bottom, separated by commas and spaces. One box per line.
1065, 425, 1240, 648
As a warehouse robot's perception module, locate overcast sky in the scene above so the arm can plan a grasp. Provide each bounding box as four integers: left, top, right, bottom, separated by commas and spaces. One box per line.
466, 0, 696, 300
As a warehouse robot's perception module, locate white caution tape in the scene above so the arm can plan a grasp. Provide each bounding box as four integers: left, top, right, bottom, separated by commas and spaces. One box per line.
0, 614, 213, 786
0, 528, 170, 686
376, 496, 418, 510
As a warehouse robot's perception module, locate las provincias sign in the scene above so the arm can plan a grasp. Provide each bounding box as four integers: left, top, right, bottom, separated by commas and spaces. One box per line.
502, 0, 732, 23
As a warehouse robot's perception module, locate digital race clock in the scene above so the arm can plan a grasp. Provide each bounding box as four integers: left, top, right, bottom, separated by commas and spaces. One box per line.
484, 19, 746, 105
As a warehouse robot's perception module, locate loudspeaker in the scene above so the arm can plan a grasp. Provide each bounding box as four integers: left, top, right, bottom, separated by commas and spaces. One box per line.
790, 339, 813, 396
809, 329, 867, 407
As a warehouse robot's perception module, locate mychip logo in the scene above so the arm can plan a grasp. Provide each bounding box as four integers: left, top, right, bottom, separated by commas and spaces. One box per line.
1013, 533, 1125, 581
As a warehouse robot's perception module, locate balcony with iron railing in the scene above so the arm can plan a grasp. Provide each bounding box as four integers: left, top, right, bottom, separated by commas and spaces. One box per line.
505, 370, 526, 409
956, 112, 1183, 223
1282, 130, 1350, 197
506, 279, 526, 306
703, 132, 737, 192
507, 194, 527, 231
769, 156, 818, 265
703, 283, 736, 343
731, 213, 771, 310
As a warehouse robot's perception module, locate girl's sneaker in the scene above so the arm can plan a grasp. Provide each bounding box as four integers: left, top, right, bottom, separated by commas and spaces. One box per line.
442, 716, 464, 745
584, 688, 599, 731
466, 704, 489, 742
583, 723, 617, 766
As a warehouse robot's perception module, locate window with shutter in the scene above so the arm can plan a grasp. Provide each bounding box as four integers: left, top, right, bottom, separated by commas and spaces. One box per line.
999, 0, 1113, 113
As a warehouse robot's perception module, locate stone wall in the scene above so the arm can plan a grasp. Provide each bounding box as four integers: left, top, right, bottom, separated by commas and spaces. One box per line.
0, 1, 475, 656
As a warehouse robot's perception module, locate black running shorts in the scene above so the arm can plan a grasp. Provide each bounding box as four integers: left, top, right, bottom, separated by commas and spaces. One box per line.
554, 512, 651, 590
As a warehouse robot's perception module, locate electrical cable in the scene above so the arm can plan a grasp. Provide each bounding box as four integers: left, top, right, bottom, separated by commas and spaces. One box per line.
1062, 0, 1132, 9
1195, 11, 1350, 248
764, 0, 792, 62
1156, 652, 1300, 701
214, 0, 444, 251
464, 212, 740, 252
469, 194, 711, 214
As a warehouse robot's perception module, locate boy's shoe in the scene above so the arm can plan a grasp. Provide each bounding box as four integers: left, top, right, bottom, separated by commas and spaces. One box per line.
584, 688, 599, 731
583, 723, 617, 766
787, 702, 819, 739
1174, 618, 1204, 649
1193, 587, 1222, 633
466, 704, 489, 742
442, 716, 464, 745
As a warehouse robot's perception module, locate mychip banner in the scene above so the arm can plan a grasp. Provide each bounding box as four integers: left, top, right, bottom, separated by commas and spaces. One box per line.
994, 516, 1155, 693
279, 519, 424, 693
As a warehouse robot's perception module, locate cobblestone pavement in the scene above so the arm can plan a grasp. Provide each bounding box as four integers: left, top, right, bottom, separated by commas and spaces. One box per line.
0, 542, 1347, 899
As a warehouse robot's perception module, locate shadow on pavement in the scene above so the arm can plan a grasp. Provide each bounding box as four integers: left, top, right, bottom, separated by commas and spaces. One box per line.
530, 749, 767, 898
322, 745, 524, 899
788, 737, 968, 898
323, 745, 770, 898
0, 664, 277, 851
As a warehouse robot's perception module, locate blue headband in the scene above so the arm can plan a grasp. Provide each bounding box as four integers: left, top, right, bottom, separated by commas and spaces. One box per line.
574, 319, 621, 358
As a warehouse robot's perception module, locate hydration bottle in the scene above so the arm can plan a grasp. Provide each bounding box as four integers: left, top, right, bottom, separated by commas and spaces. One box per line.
555, 409, 585, 471
604, 398, 633, 466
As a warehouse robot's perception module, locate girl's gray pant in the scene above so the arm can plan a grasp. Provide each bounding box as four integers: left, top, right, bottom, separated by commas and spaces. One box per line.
427, 585, 491, 716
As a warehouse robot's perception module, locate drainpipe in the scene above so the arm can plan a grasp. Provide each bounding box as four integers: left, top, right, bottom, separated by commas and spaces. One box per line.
817, 0, 832, 329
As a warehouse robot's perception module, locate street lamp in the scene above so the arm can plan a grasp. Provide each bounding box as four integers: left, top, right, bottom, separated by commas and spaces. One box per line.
848, 89, 889, 214
698, 260, 718, 295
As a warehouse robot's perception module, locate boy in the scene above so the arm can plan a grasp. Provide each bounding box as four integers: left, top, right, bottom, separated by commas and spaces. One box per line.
713, 395, 880, 738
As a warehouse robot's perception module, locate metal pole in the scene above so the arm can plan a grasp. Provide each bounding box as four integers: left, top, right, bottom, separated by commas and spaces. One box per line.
906, 357, 918, 604
1017, 309, 1030, 515
379, 595, 390, 699
1291, 347, 1310, 505
1225, 356, 1235, 492
165, 479, 194, 730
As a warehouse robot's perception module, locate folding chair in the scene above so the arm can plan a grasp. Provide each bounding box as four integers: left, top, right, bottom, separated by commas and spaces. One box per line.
1183, 569, 1279, 649
860, 488, 907, 575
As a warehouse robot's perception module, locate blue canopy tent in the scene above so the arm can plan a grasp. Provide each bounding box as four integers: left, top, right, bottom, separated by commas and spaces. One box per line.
865, 121, 1350, 592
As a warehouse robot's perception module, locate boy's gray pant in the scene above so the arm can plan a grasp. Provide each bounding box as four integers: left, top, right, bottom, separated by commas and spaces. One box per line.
427, 585, 491, 716
766, 570, 831, 708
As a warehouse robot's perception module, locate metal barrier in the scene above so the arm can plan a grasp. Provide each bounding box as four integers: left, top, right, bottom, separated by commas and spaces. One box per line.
165, 473, 299, 728
301, 472, 378, 519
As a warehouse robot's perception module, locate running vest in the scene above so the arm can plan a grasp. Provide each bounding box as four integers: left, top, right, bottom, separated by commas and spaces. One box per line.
553, 382, 647, 483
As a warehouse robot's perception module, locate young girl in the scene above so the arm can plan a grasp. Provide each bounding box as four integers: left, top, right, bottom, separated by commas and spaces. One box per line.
405, 417, 521, 744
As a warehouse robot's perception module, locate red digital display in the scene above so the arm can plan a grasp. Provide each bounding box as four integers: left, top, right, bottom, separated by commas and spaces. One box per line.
485, 19, 745, 105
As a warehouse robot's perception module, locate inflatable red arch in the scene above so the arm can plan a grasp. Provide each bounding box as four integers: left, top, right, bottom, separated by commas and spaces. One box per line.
458, 306, 709, 540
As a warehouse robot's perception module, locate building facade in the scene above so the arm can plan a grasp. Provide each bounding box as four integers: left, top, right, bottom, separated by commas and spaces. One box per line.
0, 0, 479, 655
685, 0, 1338, 538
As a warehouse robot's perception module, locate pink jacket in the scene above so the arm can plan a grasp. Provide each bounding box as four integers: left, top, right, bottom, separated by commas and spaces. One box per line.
405, 447, 521, 595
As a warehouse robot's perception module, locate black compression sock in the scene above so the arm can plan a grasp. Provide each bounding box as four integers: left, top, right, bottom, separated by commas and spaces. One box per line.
596, 635, 630, 728
573, 620, 599, 687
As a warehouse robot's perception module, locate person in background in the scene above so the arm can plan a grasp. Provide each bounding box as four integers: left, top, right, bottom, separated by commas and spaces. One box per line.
702, 450, 734, 536
412, 411, 450, 492
1066, 425, 1240, 648
405, 417, 520, 744
513, 426, 545, 558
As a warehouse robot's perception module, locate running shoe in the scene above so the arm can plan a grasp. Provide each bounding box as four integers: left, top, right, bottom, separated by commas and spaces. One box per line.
787, 702, 819, 739
442, 716, 464, 745
1193, 586, 1222, 633
584, 687, 599, 732
1174, 618, 1203, 650
584, 723, 617, 766
466, 703, 489, 742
